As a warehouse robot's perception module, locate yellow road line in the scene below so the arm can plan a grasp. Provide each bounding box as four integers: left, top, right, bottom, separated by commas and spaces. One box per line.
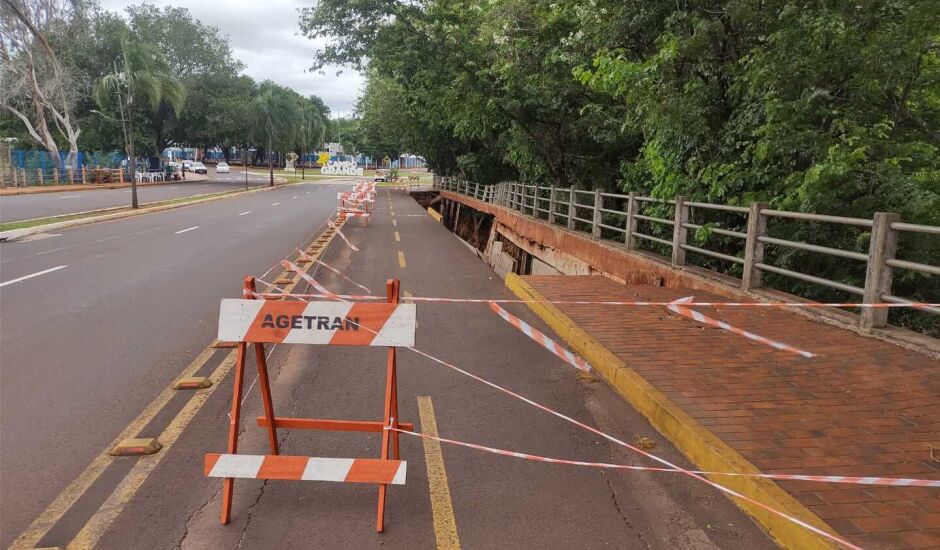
11, 227, 339, 550
417, 397, 460, 550
66, 352, 238, 550
395, 231, 401, 242
7, 345, 220, 550
398, 250, 407, 268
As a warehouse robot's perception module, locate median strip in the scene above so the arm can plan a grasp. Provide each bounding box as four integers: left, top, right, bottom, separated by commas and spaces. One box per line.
0, 180, 307, 242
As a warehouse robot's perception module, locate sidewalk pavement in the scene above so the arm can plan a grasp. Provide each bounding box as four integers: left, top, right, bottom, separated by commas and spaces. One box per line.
93, 185, 775, 549
0, 173, 209, 195
510, 275, 940, 549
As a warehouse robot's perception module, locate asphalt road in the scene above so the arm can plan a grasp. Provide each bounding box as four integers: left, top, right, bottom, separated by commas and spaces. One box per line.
0, 170, 271, 223
0, 178, 358, 548
0, 184, 775, 549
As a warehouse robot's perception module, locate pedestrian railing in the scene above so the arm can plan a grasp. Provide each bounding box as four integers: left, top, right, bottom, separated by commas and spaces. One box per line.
436, 177, 939, 331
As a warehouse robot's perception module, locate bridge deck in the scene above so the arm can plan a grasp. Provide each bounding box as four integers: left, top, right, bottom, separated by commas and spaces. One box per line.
517, 275, 940, 549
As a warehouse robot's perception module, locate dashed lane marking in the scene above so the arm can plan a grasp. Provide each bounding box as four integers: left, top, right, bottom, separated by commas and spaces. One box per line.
0, 265, 68, 288
392, 220, 397, 227
239, 211, 251, 216
271, 202, 280, 206
395, 231, 401, 242
174, 226, 199, 234
10, 227, 339, 550
398, 251, 407, 268
418, 397, 461, 550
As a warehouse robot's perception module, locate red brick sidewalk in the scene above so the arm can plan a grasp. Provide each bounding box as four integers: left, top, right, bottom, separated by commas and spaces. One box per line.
516, 275, 939, 549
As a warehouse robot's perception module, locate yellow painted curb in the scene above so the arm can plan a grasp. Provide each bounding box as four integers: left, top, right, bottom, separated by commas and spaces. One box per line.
427, 207, 442, 222
504, 273, 839, 550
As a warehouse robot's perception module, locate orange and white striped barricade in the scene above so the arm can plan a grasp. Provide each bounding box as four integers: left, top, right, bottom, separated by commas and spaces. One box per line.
210, 276, 415, 531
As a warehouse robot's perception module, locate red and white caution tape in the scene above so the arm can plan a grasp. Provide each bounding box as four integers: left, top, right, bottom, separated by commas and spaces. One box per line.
667, 297, 815, 358
328, 218, 359, 251
243, 291, 938, 310
297, 249, 372, 294
289, 305, 859, 548
388, 427, 940, 488
281, 260, 345, 301
489, 302, 591, 371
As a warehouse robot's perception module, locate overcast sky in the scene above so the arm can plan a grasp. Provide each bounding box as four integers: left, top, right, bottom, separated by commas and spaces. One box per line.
98, 0, 364, 117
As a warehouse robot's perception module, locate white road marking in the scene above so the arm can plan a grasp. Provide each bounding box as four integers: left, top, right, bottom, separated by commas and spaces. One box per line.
174, 226, 199, 234
0, 265, 68, 288
291, 195, 298, 199
305, 191, 311, 194
238, 211, 251, 216
58, 195, 81, 199
169, 187, 178, 189
271, 202, 280, 206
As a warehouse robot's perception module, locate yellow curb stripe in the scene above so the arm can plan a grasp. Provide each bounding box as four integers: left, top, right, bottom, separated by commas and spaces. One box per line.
6, 345, 219, 550
417, 397, 461, 550
427, 208, 442, 222
11, 227, 339, 550
504, 273, 839, 550
66, 352, 238, 550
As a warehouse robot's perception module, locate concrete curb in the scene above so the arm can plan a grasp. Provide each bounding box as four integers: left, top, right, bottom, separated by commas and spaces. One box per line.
504, 272, 839, 550
0, 182, 291, 242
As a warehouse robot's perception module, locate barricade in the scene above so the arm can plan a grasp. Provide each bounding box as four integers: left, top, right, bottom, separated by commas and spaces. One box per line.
208, 275, 417, 531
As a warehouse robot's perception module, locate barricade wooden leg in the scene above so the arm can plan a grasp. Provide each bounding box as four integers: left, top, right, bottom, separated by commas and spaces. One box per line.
376, 278, 401, 532
220, 342, 247, 524
254, 342, 279, 455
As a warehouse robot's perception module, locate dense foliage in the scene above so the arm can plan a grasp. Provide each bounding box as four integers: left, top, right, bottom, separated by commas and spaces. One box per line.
1, 1, 328, 161
300, 0, 938, 329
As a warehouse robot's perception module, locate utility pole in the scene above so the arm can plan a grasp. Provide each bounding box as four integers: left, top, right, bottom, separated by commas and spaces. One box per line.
268, 134, 273, 187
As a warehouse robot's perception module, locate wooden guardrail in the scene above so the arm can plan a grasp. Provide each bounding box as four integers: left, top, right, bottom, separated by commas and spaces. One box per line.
437, 176, 939, 331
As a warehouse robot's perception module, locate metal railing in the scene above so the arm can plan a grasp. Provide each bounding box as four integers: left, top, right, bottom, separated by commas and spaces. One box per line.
0, 166, 128, 187
437, 177, 939, 331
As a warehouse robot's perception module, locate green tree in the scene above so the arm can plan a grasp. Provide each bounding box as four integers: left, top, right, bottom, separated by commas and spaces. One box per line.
251, 81, 302, 185
93, 33, 185, 207
124, 4, 243, 152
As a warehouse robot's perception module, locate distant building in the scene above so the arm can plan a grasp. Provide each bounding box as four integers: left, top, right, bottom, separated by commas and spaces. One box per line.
324, 142, 344, 155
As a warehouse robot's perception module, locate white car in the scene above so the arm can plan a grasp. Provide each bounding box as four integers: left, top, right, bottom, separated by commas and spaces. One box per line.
182, 160, 193, 171
216, 162, 230, 174
191, 162, 208, 174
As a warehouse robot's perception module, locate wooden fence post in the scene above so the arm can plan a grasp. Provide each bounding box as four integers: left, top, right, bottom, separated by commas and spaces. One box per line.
567, 188, 576, 230
861, 212, 900, 330
671, 196, 689, 266
548, 186, 556, 224
742, 202, 769, 291
592, 189, 603, 239
624, 192, 637, 249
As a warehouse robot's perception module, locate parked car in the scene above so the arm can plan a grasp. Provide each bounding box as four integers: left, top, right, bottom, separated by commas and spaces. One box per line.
191, 162, 208, 174
182, 160, 193, 171
216, 162, 230, 174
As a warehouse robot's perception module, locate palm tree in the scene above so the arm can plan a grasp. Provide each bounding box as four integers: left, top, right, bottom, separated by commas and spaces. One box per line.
299, 97, 327, 179
252, 83, 301, 186
93, 34, 185, 208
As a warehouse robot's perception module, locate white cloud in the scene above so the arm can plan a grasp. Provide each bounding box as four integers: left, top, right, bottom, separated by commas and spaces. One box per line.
98, 0, 363, 115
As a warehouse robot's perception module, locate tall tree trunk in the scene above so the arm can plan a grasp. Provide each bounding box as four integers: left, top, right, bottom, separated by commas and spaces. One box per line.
126, 96, 138, 208
268, 134, 273, 187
